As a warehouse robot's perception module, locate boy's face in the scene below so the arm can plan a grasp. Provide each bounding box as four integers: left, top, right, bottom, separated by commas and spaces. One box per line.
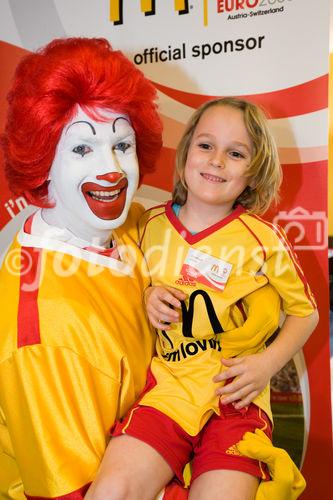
184, 105, 253, 210
47, 106, 139, 233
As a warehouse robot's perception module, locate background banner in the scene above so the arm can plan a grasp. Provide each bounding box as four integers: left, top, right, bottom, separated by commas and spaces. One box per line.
0, 1, 332, 497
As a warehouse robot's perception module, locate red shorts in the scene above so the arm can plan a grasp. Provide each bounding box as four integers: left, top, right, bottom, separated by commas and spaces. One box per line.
111, 401, 272, 485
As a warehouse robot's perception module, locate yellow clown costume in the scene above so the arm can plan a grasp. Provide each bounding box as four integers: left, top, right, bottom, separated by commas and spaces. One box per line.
0, 203, 155, 499
137, 202, 316, 436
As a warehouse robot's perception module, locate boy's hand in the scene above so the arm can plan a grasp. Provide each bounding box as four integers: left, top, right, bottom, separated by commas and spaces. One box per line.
144, 286, 187, 330
213, 351, 273, 409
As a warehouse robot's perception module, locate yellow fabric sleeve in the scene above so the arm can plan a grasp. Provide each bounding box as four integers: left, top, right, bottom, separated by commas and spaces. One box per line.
0, 346, 120, 498
237, 429, 306, 500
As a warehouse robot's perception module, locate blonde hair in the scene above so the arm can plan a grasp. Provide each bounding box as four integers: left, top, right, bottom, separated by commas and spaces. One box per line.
173, 97, 282, 215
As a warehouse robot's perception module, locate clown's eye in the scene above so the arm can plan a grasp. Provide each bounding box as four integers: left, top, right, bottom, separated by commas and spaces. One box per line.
72, 144, 92, 157
114, 142, 131, 153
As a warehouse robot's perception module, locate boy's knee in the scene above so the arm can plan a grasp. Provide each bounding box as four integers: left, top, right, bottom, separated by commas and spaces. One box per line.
89, 474, 144, 500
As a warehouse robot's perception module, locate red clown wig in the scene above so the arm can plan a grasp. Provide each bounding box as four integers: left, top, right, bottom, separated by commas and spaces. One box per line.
2, 38, 163, 207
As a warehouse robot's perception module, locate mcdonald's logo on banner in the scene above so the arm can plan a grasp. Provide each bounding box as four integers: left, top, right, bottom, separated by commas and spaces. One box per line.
110, 0, 190, 25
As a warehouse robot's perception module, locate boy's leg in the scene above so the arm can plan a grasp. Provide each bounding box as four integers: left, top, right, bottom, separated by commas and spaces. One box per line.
86, 434, 174, 500
189, 469, 259, 500
86, 405, 197, 499
189, 402, 272, 500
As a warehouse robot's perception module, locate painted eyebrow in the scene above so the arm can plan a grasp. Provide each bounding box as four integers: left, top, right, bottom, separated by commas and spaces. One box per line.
112, 116, 131, 133
66, 121, 96, 135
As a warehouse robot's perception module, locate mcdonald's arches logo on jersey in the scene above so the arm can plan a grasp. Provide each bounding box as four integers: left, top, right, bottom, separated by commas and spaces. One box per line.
211, 264, 220, 274
110, 0, 190, 25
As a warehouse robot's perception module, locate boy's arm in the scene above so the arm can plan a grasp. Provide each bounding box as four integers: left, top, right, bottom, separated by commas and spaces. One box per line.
214, 310, 319, 409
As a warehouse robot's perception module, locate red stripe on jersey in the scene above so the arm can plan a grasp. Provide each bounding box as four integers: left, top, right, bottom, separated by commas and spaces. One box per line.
238, 216, 267, 261
25, 483, 91, 499
17, 246, 43, 347
249, 214, 316, 309
138, 204, 168, 248
166, 201, 246, 244
146, 202, 169, 211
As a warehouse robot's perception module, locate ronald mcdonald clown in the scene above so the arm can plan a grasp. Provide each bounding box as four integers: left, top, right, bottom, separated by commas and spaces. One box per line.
0, 37, 162, 498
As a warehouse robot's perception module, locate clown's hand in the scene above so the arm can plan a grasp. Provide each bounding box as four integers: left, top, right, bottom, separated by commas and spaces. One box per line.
236, 429, 306, 500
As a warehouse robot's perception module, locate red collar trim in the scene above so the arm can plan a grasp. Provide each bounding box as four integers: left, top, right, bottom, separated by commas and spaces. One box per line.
23, 214, 35, 234
165, 201, 246, 244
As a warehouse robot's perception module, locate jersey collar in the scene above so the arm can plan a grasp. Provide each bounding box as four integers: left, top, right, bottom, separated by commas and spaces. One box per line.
165, 200, 246, 244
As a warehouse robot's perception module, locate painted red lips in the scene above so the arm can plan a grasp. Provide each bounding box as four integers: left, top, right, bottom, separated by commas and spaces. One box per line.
82, 177, 128, 220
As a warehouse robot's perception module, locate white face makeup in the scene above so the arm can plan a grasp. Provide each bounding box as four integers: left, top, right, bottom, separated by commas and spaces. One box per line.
43, 107, 139, 243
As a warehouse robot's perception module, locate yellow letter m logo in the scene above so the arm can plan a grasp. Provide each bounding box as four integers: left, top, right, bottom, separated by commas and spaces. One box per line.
211, 264, 219, 274
110, 1, 189, 25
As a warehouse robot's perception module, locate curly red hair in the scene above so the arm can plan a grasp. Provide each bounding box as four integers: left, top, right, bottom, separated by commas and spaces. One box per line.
2, 37, 162, 207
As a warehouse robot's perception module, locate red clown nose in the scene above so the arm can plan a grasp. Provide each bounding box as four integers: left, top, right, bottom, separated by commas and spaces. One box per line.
96, 172, 124, 183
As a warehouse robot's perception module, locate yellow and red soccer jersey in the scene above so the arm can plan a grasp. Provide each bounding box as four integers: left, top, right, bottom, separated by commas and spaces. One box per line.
137, 201, 316, 435
0, 203, 155, 499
